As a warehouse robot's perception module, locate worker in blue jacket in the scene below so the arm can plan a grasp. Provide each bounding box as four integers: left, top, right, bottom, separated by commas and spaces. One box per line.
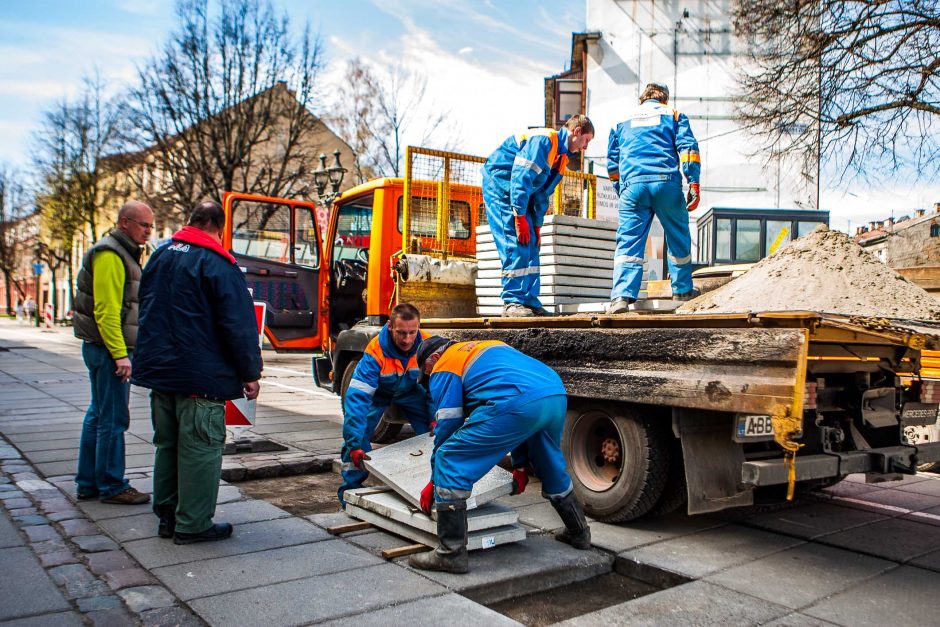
337, 303, 432, 506
482, 115, 594, 317
606, 82, 702, 313
408, 336, 591, 574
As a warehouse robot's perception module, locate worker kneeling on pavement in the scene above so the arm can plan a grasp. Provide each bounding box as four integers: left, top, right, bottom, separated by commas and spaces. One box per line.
410, 336, 591, 574
338, 303, 432, 506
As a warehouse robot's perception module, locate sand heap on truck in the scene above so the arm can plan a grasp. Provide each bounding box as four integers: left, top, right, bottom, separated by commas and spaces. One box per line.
678, 225, 940, 320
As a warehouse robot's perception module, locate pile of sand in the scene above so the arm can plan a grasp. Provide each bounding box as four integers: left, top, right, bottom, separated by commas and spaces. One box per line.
678, 225, 940, 320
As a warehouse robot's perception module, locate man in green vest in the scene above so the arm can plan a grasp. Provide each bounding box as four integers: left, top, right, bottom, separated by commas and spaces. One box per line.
73, 200, 154, 505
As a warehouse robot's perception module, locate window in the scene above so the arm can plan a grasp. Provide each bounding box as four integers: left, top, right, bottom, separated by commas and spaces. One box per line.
930, 223, 939, 238
293, 207, 319, 268
716, 218, 732, 260
231, 200, 291, 263
333, 196, 373, 262
555, 79, 582, 125
396, 197, 472, 240
765, 220, 791, 255
797, 221, 825, 238
735, 220, 760, 262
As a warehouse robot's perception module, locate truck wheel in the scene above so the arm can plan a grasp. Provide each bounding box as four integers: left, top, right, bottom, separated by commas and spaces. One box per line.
647, 437, 687, 517
564, 403, 670, 522
340, 358, 403, 444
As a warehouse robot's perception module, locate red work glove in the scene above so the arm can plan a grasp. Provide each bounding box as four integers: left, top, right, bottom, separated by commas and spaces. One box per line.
534, 226, 541, 248
350, 448, 370, 469
429, 420, 437, 436
514, 214, 531, 245
419, 481, 434, 515
686, 183, 700, 212
511, 467, 530, 495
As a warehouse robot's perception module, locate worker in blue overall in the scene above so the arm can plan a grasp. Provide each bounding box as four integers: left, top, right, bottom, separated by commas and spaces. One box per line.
482, 115, 594, 317
337, 303, 432, 506
408, 336, 591, 574
606, 82, 702, 314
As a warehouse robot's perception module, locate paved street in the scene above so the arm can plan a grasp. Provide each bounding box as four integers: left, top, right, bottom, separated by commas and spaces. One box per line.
3, 317, 940, 626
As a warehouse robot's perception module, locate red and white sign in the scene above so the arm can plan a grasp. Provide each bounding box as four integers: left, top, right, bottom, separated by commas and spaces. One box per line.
225, 301, 266, 433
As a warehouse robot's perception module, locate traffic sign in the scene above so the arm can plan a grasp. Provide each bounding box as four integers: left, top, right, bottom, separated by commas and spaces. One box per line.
32, 263, 44, 276
224, 301, 267, 436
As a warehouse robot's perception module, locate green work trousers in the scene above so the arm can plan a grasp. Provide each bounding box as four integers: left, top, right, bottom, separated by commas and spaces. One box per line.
151, 391, 226, 534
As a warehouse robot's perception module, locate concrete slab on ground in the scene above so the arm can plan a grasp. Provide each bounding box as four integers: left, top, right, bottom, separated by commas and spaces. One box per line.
816, 516, 940, 562
0, 546, 71, 621
318, 592, 523, 627
345, 487, 518, 532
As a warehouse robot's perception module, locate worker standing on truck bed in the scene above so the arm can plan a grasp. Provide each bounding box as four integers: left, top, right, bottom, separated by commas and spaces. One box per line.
482, 115, 594, 317
338, 303, 432, 506
606, 82, 701, 313
409, 336, 591, 574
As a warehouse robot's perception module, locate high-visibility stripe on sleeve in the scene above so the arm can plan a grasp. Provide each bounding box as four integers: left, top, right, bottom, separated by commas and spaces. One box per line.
436, 407, 463, 421
668, 253, 692, 265
349, 379, 377, 395
501, 266, 540, 278
679, 150, 700, 164
615, 255, 644, 265
513, 154, 542, 174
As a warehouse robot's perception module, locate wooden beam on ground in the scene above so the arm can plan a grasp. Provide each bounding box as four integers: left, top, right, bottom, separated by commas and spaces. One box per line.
382, 544, 429, 559
326, 521, 373, 535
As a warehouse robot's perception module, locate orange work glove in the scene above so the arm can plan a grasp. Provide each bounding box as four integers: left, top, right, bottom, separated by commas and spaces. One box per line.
514, 214, 531, 245
686, 183, 701, 212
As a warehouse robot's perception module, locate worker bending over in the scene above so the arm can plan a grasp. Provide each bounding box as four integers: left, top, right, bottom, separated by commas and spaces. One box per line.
338, 303, 432, 506
607, 82, 701, 313
482, 115, 594, 317
409, 336, 591, 574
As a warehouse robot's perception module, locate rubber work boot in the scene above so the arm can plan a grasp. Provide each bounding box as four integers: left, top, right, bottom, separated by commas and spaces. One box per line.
502, 303, 535, 317
409, 500, 469, 574
530, 305, 552, 317
550, 491, 592, 550
155, 504, 176, 539
174, 522, 234, 545
672, 287, 701, 302
608, 297, 635, 315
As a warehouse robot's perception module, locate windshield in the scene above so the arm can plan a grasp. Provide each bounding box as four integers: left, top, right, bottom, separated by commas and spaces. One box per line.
333, 196, 373, 261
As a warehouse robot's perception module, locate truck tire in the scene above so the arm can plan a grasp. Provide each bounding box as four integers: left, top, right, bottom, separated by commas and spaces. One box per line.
563, 403, 670, 523
340, 358, 403, 444
647, 437, 687, 517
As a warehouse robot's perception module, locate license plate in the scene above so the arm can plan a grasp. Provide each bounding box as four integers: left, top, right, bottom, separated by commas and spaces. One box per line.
734, 414, 775, 442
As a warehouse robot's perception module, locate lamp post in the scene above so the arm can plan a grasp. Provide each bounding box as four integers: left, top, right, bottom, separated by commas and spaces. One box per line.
312, 149, 347, 205
32, 242, 45, 328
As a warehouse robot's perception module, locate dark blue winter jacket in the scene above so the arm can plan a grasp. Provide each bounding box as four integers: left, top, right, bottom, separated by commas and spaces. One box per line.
131, 227, 262, 400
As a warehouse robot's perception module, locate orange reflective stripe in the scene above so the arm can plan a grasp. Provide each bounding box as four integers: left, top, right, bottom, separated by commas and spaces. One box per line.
609, 170, 620, 181
556, 154, 568, 175
516, 129, 559, 166
434, 340, 505, 377
673, 110, 680, 122
679, 150, 701, 163
365, 337, 406, 376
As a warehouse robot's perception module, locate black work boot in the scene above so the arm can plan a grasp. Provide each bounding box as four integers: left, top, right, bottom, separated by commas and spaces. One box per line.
550, 491, 592, 550
409, 500, 469, 574
155, 503, 176, 539
174, 522, 233, 545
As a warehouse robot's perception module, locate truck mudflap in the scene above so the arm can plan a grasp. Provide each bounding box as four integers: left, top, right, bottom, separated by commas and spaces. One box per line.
742, 441, 940, 486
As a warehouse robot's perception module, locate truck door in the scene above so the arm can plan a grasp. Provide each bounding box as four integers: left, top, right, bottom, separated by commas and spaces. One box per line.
223, 192, 325, 351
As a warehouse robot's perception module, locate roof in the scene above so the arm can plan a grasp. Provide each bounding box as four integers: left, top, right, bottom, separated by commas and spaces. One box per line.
854, 210, 940, 246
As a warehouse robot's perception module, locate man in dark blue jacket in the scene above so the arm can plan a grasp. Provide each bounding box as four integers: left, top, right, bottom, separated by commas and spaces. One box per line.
132, 201, 262, 545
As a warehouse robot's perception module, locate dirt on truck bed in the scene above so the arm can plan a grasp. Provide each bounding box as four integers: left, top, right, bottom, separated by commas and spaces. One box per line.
679, 225, 940, 320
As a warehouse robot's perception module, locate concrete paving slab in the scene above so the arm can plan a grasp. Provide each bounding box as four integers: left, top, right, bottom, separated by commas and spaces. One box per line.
704, 543, 894, 610
123, 516, 332, 569
804, 565, 940, 625
763, 613, 841, 626
318, 592, 522, 627
152, 538, 383, 600
187, 563, 446, 626
345, 487, 518, 532
345, 501, 526, 550
401, 534, 613, 605
514, 501, 565, 531
617, 524, 804, 580
815, 480, 886, 499
346, 528, 417, 555
905, 544, 940, 572
588, 513, 725, 554
74, 498, 154, 521
817, 516, 940, 562
740, 501, 890, 540
556, 580, 788, 627
891, 476, 940, 497
0, 547, 71, 620
0, 511, 24, 548
847, 486, 940, 511
1, 611, 85, 626
364, 433, 512, 510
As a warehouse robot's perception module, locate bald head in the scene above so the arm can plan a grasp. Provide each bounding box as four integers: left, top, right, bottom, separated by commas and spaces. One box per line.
117, 200, 154, 245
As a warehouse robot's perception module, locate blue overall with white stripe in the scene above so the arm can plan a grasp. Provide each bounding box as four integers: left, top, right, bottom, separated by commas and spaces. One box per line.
426, 340, 571, 503
338, 326, 432, 505
607, 100, 701, 300
481, 128, 571, 309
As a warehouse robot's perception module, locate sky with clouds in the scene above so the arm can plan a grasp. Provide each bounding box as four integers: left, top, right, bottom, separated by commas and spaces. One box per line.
0, 0, 935, 232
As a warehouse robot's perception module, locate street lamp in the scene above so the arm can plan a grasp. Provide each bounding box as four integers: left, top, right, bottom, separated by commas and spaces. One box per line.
312, 149, 347, 204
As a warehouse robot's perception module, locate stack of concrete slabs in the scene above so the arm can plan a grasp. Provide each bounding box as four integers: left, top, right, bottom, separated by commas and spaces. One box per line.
345, 487, 527, 550
362, 433, 513, 510
475, 214, 642, 316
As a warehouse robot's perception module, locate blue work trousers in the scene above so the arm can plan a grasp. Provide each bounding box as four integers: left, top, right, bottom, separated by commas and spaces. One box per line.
75, 342, 132, 498
612, 178, 693, 300
338, 387, 431, 505
433, 394, 571, 502
483, 189, 542, 309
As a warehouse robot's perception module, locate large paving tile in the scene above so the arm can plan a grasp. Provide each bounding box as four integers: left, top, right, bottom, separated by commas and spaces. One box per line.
0, 547, 71, 620
556, 580, 788, 626
817, 516, 940, 562
704, 543, 894, 609
804, 565, 940, 625
742, 501, 889, 540
891, 476, 940, 497
0, 510, 23, 548
123, 516, 332, 569
1, 611, 85, 626
847, 486, 940, 512
589, 513, 724, 554
617, 524, 803, 580
319, 592, 521, 626
153, 538, 383, 600
187, 563, 445, 626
